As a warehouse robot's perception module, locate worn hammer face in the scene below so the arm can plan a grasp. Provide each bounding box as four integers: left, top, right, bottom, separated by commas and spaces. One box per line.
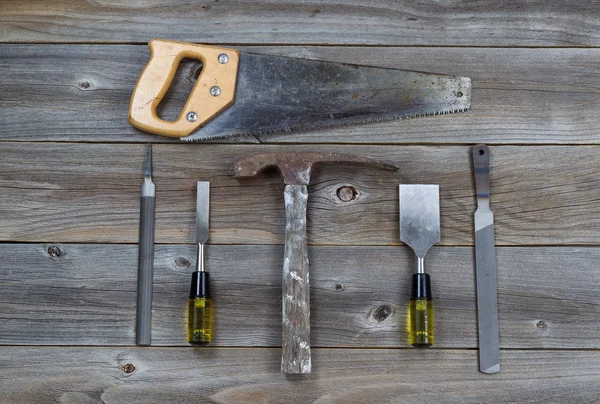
234, 151, 398, 185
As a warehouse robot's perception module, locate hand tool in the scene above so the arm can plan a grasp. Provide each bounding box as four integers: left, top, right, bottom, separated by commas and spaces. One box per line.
129, 39, 471, 141
472, 144, 500, 373
188, 181, 213, 346
234, 152, 398, 374
399, 184, 440, 346
136, 144, 156, 346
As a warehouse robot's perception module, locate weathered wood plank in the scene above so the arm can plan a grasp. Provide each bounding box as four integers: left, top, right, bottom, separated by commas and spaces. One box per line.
1, 244, 598, 348
1, 143, 600, 245
2, 1, 600, 46
0, 347, 599, 403
1, 45, 600, 144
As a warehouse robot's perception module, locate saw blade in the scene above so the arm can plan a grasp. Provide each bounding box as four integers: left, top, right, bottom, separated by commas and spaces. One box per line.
182, 53, 471, 142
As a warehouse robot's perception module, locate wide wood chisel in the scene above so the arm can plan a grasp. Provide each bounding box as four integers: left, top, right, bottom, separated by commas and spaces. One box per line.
472, 144, 500, 373
399, 184, 440, 346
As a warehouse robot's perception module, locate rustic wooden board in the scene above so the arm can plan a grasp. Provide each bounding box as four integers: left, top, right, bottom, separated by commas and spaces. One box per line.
2, 143, 600, 245
2, 1, 600, 46
1, 45, 600, 144
1, 244, 598, 348
0, 347, 598, 403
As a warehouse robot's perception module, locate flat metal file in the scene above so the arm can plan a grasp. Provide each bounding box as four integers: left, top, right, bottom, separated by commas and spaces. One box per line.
136, 144, 156, 346
473, 144, 500, 374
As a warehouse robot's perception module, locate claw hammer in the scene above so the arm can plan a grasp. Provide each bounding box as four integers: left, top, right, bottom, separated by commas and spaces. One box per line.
234, 152, 398, 374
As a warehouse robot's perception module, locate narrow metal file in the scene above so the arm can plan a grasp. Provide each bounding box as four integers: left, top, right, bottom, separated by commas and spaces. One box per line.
473, 144, 500, 374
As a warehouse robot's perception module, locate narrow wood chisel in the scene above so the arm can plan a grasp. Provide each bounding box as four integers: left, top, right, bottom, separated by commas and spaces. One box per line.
473, 144, 500, 373
136, 144, 156, 346
188, 181, 213, 345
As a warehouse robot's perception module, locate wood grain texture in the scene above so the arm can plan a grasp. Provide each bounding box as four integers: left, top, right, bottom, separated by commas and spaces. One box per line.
1, 244, 598, 348
2, 1, 600, 46
2, 143, 600, 245
1, 45, 600, 144
1, 347, 599, 403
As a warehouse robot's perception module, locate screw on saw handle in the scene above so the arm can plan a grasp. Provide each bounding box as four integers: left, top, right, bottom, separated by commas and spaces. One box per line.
408, 273, 434, 346
128, 39, 240, 138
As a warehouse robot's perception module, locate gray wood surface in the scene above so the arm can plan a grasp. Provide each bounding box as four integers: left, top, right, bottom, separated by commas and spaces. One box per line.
1, 244, 598, 349
2, 45, 600, 144
2, 1, 600, 401
1, 347, 599, 404
2, 143, 600, 246
2, 1, 600, 46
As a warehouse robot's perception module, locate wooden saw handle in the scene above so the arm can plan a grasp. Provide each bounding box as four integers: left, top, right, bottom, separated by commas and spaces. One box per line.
128, 39, 240, 138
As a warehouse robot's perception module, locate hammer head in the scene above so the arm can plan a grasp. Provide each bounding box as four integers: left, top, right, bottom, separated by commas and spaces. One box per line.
234, 151, 398, 185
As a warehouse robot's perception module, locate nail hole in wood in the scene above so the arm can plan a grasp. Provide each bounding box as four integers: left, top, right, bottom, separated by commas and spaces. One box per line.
48, 246, 61, 259
123, 363, 135, 373
336, 185, 357, 202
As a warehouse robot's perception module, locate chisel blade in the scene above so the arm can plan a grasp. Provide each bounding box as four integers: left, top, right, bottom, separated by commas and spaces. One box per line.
196, 181, 210, 244
473, 144, 500, 374
399, 184, 440, 258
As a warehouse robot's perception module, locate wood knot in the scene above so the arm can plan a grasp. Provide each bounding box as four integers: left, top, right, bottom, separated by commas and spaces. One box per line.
123, 363, 135, 373
47, 246, 62, 259
334, 283, 344, 291
78, 81, 91, 90
336, 186, 357, 202
174, 257, 191, 268
371, 305, 392, 322
536, 320, 547, 329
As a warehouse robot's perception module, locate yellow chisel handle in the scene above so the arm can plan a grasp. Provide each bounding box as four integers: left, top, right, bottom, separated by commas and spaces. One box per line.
128, 39, 239, 138
188, 271, 213, 345
408, 273, 434, 346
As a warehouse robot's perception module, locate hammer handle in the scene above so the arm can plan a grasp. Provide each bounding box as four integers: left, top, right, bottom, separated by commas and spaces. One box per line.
282, 184, 311, 374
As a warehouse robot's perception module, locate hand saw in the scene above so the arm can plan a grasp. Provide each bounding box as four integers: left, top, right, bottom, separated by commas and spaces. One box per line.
129, 39, 471, 141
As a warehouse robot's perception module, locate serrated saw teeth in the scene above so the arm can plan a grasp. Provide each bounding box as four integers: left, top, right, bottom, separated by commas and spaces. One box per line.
179, 107, 470, 142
